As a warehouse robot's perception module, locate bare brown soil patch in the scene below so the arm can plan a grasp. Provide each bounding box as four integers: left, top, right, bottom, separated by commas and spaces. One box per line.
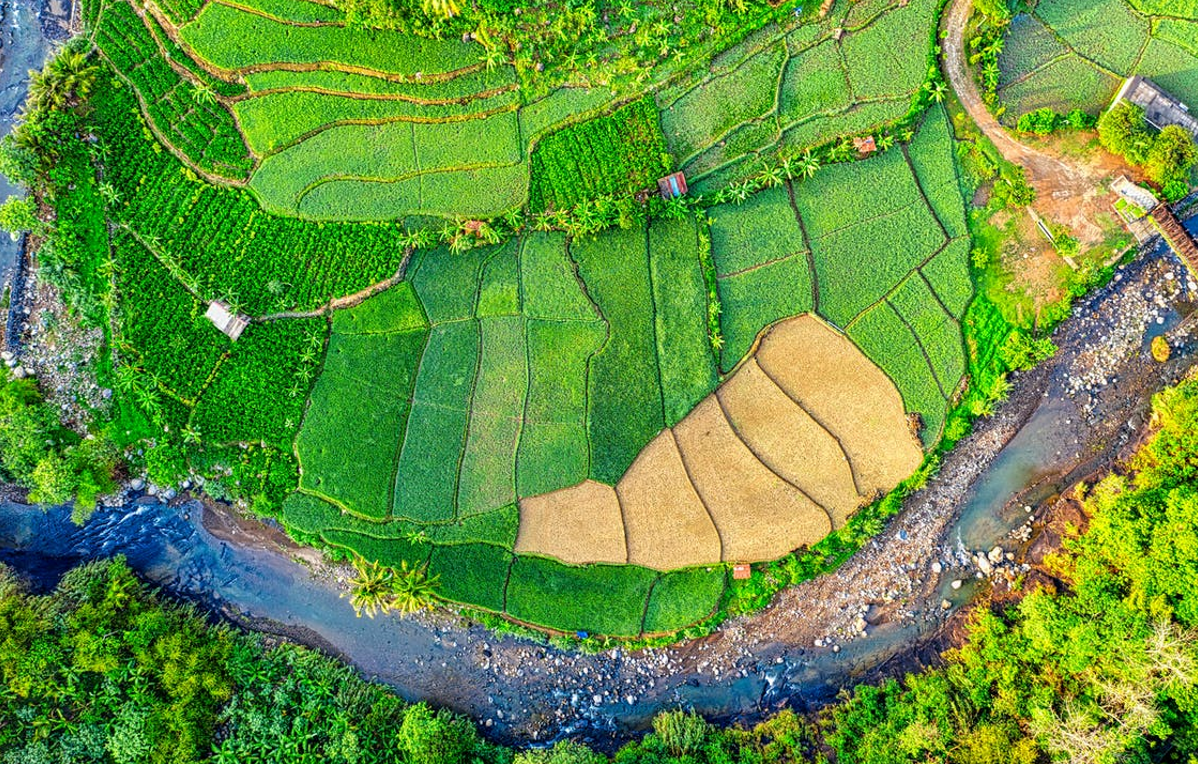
718, 359, 862, 527
515, 480, 627, 564
756, 315, 924, 498
673, 397, 832, 562
617, 431, 722, 570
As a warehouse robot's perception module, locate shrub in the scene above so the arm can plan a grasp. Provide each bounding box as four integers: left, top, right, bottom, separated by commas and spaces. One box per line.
652, 709, 710, 757
1099, 102, 1154, 165
397, 703, 481, 764
1152, 335, 1171, 363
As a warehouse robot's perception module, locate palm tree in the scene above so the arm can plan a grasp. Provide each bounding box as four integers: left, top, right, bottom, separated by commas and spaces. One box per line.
347, 558, 394, 619
877, 134, 895, 151
29, 50, 99, 112
390, 561, 439, 614
420, 0, 460, 19
758, 163, 784, 188
926, 80, 949, 103
191, 83, 217, 107
797, 150, 820, 179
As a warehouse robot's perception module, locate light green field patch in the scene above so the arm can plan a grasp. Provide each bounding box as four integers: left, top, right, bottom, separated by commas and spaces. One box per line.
519, 232, 596, 321
709, 185, 807, 276
458, 317, 527, 516
811, 202, 945, 328
234, 89, 519, 155
659, 42, 787, 162
245, 66, 517, 98
779, 40, 851, 123
848, 302, 946, 446
996, 54, 1120, 125
1034, 0, 1148, 75
393, 321, 480, 523
332, 282, 427, 335
476, 244, 521, 318
216, 0, 344, 23
295, 165, 529, 220
906, 107, 968, 240
791, 147, 921, 238
1137, 37, 1198, 108
840, 0, 938, 99
921, 239, 974, 319
181, 2, 478, 74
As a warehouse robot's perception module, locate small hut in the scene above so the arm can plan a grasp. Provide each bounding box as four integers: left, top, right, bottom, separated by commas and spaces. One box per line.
205, 301, 249, 341
657, 172, 688, 200
854, 135, 877, 157
732, 564, 752, 580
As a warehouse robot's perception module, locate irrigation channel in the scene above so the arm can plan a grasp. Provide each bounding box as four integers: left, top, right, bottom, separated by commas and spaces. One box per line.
1, 223, 1196, 746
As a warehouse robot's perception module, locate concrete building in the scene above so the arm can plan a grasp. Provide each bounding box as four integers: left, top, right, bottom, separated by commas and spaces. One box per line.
1112, 76, 1198, 140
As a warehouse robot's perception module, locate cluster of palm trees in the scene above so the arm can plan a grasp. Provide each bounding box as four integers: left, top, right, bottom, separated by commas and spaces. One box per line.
26, 48, 99, 115
346, 557, 440, 619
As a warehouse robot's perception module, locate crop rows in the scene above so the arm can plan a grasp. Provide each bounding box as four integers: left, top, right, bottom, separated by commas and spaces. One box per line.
529, 98, 671, 212
93, 75, 411, 315
96, 2, 254, 179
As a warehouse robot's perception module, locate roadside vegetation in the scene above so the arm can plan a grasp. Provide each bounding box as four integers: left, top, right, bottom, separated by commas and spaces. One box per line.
6, 371, 1198, 762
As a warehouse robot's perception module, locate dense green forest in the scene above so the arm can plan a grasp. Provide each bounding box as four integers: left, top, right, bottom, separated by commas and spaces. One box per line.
5, 373, 1198, 763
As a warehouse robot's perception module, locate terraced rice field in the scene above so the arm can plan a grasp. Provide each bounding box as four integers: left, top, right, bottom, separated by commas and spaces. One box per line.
81, 0, 976, 635
997, 0, 1198, 124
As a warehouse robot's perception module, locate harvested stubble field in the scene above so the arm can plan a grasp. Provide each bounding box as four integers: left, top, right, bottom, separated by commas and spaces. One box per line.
80, 0, 983, 635
997, 0, 1198, 125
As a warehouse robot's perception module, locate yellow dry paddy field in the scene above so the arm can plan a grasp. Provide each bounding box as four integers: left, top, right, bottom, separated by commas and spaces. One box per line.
515, 315, 924, 569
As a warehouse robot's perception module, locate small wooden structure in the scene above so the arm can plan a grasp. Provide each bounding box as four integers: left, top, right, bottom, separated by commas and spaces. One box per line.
853, 135, 877, 156
832, 26, 845, 40
205, 300, 249, 341
1151, 203, 1198, 276
732, 564, 752, 580
657, 172, 688, 200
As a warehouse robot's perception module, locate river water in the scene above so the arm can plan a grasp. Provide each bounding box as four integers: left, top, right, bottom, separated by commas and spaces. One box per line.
0, 0, 66, 293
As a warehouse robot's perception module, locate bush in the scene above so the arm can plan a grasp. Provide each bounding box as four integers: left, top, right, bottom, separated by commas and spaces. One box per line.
397, 703, 482, 764
652, 710, 709, 757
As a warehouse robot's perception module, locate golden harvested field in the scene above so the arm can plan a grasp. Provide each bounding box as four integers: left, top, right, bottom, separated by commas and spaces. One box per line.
516, 315, 924, 568
617, 432, 723, 570
756, 316, 924, 499
515, 481, 628, 564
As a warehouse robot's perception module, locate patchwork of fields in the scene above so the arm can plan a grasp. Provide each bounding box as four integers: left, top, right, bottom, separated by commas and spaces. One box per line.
280, 106, 972, 633
658, 0, 941, 193
997, 0, 1198, 124
86, 0, 943, 220
77, 0, 980, 634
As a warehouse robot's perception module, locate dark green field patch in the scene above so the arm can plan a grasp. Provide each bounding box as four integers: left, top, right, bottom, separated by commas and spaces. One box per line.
411, 246, 493, 323
192, 318, 325, 447
649, 216, 719, 425
573, 225, 666, 484
429, 504, 520, 547
321, 528, 431, 570
642, 567, 726, 634
427, 543, 512, 612
505, 557, 657, 636
529, 98, 670, 212
297, 329, 427, 518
